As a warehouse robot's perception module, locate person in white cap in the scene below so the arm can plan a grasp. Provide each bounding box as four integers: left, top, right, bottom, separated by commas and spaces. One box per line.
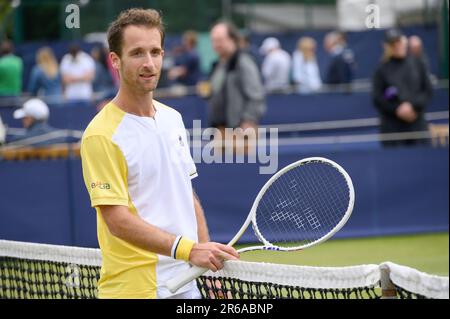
10, 98, 63, 146
259, 37, 291, 93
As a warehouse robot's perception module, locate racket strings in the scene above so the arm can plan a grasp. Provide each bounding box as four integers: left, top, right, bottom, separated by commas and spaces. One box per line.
254, 161, 351, 248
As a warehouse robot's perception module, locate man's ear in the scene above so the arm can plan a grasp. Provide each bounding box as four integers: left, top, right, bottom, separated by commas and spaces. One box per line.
110, 52, 121, 70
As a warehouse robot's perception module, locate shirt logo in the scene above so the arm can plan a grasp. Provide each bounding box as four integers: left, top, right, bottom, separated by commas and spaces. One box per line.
178, 135, 184, 147
91, 181, 111, 190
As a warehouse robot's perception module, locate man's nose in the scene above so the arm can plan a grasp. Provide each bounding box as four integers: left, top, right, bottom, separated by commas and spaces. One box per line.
142, 52, 156, 69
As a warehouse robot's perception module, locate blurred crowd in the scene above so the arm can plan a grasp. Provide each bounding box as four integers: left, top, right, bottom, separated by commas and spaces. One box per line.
0, 27, 432, 101
0, 23, 436, 148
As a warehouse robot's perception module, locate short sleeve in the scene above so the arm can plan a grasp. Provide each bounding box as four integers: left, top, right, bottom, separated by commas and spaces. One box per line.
177, 114, 197, 179
184, 136, 198, 180
80, 135, 129, 207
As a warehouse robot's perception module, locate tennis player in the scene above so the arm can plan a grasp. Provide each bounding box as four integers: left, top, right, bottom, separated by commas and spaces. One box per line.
80, 8, 239, 299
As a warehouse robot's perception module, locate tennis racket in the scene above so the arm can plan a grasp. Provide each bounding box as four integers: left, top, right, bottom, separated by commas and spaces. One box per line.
166, 157, 355, 293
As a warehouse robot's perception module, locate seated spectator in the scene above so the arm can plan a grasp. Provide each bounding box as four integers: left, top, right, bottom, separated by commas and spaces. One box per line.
0, 40, 23, 97
91, 46, 114, 97
60, 43, 95, 101
372, 29, 432, 147
9, 98, 66, 146
292, 37, 322, 94
259, 37, 291, 93
167, 30, 201, 86
27, 47, 62, 100
323, 31, 355, 86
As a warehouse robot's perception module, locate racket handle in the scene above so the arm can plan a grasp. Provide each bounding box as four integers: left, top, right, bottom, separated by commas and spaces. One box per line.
166, 265, 208, 293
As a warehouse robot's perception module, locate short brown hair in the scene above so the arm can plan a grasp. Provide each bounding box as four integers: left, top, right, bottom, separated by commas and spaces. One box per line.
107, 8, 165, 56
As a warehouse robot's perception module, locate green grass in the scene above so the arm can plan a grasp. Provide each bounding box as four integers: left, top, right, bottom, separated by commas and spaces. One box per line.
236, 232, 449, 276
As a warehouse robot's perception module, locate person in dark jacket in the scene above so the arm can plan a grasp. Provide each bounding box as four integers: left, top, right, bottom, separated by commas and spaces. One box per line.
323, 31, 355, 86
208, 22, 266, 130
206, 22, 266, 154
372, 29, 433, 147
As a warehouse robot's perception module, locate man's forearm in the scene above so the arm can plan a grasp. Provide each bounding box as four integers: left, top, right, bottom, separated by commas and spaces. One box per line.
193, 191, 210, 243
99, 205, 193, 260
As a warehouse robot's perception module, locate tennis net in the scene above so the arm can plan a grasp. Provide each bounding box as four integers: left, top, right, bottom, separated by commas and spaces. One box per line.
0, 240, 448, 299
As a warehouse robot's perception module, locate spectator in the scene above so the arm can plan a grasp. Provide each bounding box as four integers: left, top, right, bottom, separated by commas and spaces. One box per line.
208, 22, 266, 140
91, 46, 114, 97
372, 29, 433, 147
167, 30, 201, 86
292, 37, 322, 94
0, 40, 23, 97
238, 30, 262, 67
27, 47, 62, 100
408, 35, 437, 85
60, 43, 95, 101
9, 98, 65, 146
408, 35, 429, 67
323, 31, 355, 86
259, 37, 291, 93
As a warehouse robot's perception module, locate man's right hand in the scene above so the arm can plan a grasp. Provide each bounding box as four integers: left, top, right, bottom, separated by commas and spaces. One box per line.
189, 242, 239, 272
396, 102, 417, 123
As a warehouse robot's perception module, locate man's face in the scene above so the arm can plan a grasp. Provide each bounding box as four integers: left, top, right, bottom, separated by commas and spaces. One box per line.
22, 116, 34, 129
110, 25, 164, 94
210, 24, 236, 59
409, 36, 422, 56
391, 36, 408, 59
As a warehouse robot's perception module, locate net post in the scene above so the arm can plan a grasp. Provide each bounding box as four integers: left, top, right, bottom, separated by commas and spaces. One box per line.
380, 264, 398, 299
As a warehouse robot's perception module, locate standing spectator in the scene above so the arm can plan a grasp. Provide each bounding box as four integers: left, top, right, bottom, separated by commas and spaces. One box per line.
408, 35, 436, 83
167, 30, 201, 86
408, 35, 429, 68
0, 40, 23, 97
372, 29, 433, 147
292, 37, 322, 94
208, 22, 266, 143
238, 30, 262, 67
60, 43, 95, 101
9, 98, 65, 146
27, 47, 62, 100
323, 31, 355, 86
259, 37, 291, 93
91, 46, 114, 97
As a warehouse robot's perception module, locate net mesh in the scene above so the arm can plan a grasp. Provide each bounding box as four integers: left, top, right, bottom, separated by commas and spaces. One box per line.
1, 240, 448, 299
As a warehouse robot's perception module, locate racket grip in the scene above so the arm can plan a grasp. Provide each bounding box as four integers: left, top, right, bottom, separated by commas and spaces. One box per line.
166, 265, 208, 293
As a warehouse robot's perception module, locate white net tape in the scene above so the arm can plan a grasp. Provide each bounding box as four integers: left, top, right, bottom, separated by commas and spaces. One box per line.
1, 240, 448, 298
204, 260, 380, 289
380, 262, 449, 299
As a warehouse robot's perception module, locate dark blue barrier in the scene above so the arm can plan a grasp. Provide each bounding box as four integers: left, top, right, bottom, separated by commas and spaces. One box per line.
1, 89, 448, 133
0, 146, 448, 247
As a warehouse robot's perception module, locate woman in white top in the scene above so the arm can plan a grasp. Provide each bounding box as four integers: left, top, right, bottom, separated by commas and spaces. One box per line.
292, 37, 322, 94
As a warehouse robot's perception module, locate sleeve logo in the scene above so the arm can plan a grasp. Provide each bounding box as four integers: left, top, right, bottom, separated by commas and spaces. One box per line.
91, 181, 111, 189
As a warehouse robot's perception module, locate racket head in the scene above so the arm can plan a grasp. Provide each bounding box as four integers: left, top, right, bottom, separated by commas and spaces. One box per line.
249, 157, 355, 251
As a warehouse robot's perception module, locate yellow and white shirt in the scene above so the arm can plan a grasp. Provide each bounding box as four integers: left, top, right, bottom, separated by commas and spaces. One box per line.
80, 101, 198, 299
